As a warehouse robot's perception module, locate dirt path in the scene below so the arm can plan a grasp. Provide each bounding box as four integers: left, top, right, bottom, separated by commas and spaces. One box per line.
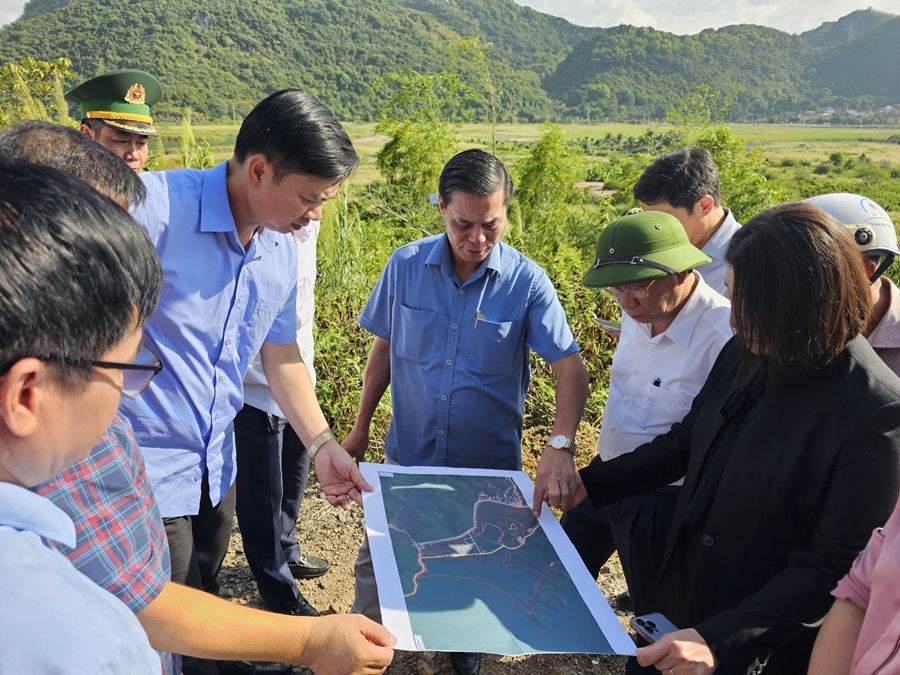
218, 471, 632, 674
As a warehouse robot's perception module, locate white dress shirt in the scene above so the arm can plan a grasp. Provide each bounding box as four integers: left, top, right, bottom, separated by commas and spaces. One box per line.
243, 221, 319, 415
598, 273, 734, 485
699, 209, 741, 296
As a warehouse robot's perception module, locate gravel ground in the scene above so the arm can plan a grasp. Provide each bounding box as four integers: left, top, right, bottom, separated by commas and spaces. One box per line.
217, 469, 633, 675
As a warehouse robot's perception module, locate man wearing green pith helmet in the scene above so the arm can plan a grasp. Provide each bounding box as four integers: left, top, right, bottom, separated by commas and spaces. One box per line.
66, 69, 162, 172
562, 210, 733, 608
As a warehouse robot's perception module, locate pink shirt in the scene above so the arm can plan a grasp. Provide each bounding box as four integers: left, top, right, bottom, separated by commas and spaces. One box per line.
869, 277, 900, 378
833, 494, 900, 673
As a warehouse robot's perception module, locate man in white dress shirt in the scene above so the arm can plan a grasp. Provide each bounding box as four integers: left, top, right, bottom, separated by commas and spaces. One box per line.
633, 146, 740, 297
562, 210, 733, 603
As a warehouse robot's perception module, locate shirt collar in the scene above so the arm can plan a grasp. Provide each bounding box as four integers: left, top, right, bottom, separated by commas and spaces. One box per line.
869, 277, 900, 349
200, 161, 285, 256
428, 234, 503, 285
1, 482, 75, 548
199, 162, 237, 234
702, 209, 740, 261
637, 271, 712, 349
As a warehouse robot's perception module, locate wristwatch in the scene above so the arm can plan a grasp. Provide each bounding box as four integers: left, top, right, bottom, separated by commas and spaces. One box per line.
547, 434, 577, 454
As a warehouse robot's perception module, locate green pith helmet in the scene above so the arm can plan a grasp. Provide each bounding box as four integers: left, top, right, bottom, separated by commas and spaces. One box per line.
583, 210, 711, 288
65, 69, 162, 136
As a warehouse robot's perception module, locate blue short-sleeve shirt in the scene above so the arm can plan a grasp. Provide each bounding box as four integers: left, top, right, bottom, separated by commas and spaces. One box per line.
123, 161, 298, 517
360, 234, 578, 470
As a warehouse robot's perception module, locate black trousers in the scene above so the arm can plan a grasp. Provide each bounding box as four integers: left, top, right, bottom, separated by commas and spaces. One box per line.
233, 404, 310, 608
163, 473, 236, 675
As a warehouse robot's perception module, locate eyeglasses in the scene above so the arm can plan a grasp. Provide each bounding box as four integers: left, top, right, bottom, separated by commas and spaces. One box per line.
90, 343, 163, 397
25, 343, 163, 398
602, 278, 659, 300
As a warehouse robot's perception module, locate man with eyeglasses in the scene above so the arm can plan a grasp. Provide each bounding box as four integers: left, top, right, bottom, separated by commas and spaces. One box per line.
0, 160, 163, 673
6, 123, 394, 675
562, 210, 733, 609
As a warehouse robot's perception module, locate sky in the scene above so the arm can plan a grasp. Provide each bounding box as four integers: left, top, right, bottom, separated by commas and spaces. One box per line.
0, 0, 896, 31
512, 0, 899, 35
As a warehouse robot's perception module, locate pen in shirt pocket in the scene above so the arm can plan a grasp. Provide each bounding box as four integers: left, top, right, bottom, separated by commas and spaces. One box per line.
652, 378, 661, 387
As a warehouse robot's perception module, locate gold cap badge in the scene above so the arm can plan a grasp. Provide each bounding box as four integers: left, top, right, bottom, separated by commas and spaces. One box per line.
124, 83, 146, 105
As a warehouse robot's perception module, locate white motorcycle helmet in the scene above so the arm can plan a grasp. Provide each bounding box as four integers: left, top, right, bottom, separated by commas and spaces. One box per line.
805, 193, 899, 282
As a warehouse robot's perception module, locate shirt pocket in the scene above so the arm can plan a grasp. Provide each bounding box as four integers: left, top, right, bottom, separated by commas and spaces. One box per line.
468, 317, 521, 375
394, 304, 449, 365
639, 385, 695, 434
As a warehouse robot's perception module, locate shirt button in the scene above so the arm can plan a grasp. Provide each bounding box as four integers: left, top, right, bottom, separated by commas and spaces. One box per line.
458, 289, 465, 296
701, 534, 715, 547
623, 399, 630, 405
445, 359, 452, 366
440, 395, 447, 401
438, 430, 445, 436
225, 339, 231, 347
451, 323, 458, 330
634, 370, 640, 375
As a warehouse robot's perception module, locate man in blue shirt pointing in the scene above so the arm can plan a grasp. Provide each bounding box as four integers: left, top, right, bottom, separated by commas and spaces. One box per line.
344, 149, 589, 675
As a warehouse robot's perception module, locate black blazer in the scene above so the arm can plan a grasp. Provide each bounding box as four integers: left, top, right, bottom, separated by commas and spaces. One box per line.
581, 336, 900, 674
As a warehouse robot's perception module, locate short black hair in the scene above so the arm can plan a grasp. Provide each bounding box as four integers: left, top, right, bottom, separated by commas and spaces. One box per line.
438, 149, 513, 207
633, 146, 721, 213
725, 201, 871, 383
234, 89, 358, 181
0, 160, 161, 390
0, 120, 146, 208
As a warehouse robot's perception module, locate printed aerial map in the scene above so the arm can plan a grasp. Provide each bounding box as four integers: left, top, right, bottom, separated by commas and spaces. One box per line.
372, 469, 620, 655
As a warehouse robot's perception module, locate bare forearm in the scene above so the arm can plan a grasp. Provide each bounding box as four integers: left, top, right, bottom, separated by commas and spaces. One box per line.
549, 352, 589, 438
261, 340, 330, 447
138, 582, 311, 663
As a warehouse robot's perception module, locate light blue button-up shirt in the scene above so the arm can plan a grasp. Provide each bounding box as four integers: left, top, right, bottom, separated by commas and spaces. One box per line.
0, 483, 160, 673
124, 162, 298, 517
360, 234, 578, 470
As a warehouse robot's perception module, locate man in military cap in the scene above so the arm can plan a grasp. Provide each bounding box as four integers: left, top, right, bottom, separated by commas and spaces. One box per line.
562, 210, 733, 604
66, 68, 162, 172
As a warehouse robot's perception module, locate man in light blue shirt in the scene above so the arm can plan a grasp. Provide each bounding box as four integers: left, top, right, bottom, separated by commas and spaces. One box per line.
122, 91, 378, 672
344, 150, 589, 675
0, 161, 162, 674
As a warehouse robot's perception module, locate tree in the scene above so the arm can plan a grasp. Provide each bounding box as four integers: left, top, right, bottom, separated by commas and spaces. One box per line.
514, 123, 585, 249
373, 66, 474, 198
0, 57, 76, 126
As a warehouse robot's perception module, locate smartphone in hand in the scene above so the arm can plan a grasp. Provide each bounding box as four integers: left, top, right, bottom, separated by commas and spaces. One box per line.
630, 613, 679, 644
592, 315, 622, 339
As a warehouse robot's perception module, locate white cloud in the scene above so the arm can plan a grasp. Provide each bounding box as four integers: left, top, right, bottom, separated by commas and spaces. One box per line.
515, 0, 899, 34
0, 0, 25, 26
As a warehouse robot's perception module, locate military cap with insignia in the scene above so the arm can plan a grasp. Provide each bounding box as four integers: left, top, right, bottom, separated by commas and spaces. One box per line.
65, 69, 162, 137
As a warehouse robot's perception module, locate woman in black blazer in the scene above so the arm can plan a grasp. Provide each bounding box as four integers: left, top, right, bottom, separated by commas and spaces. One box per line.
574, 202, 900, 674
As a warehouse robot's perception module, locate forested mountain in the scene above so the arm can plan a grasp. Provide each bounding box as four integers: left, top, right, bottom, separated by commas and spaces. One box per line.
543, 24, 819, 121
0, 0, 896, 123
808, 16, 900, 104
800, 7, 894, 47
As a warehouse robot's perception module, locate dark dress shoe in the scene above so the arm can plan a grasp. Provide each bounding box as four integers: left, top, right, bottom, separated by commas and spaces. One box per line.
615, 590, 633, 612
449, 652, 481, 675
218, 660, 292, 675
274, 595, 320, 617
287, 554, 331, 579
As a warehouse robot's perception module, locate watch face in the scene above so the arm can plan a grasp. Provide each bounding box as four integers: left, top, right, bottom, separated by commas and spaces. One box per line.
550, 435, 567, 448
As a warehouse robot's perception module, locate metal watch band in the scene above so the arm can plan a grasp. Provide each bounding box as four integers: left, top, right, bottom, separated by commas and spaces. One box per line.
309, 430, 335, 459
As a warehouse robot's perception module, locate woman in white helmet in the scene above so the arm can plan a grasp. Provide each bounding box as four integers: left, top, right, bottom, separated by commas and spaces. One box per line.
805, 193, 900, 376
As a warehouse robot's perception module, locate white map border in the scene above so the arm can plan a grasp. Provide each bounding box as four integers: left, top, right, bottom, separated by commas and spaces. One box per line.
360, 462, 637, 655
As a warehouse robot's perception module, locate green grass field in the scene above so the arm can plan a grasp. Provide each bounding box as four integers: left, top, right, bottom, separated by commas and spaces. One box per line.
155, 121, 900, 170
